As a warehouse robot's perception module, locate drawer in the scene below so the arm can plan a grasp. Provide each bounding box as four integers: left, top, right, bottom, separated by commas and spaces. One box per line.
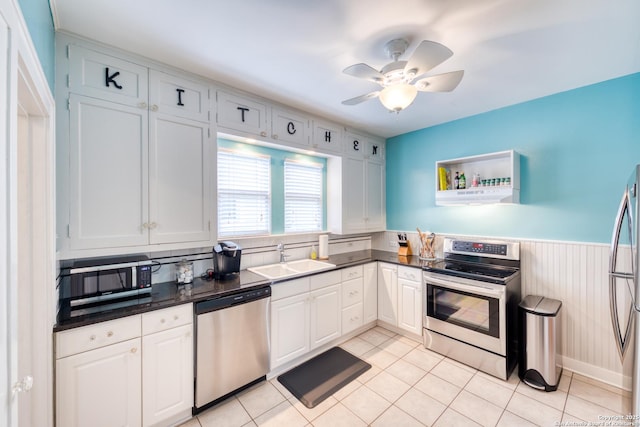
398, 266, 421, 282
341, 265, 363, 281
271, 277, 310, 301
142, 304, 192, 335
341, 278, 363, 308
342, 303, 363, 335
310, 270, 341, 291
56, 315, 141, 359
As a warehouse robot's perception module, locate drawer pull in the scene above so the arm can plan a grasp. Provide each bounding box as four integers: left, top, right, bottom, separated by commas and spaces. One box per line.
89, 334, 96, 341
107, 331, 114, 337
174, 315, 179, 320
131, 347, 137, 354
161, 318, 166, 323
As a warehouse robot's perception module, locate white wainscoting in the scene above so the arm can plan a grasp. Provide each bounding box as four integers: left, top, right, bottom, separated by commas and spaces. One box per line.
376, 231, 633, 391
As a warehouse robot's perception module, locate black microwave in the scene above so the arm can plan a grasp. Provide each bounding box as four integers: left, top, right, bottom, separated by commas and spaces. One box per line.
59, 255, 153, 319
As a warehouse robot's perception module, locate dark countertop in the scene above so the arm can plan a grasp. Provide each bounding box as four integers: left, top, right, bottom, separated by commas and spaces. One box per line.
54, 250, 435, 332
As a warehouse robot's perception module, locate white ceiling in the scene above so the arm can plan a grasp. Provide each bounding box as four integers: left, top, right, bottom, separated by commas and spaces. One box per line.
50, 0, 640, 138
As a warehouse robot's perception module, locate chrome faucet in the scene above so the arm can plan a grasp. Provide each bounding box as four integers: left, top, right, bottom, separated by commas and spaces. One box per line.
277, 242, 289, 263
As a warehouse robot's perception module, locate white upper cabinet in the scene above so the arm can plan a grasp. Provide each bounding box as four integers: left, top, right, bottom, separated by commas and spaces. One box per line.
61, 38, 214, 255
216, 90, 269, 137
328, 131, 386, 234
68, 45, 147, 106
271, 107, 310, 148
312, 120, 343, 154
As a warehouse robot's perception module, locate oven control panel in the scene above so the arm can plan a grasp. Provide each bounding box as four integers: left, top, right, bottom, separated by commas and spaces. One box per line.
452, 241, 508, 256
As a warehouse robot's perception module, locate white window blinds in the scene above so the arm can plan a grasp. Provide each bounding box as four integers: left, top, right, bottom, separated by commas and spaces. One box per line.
284, 160, 323, 233
218, 149, 271, 237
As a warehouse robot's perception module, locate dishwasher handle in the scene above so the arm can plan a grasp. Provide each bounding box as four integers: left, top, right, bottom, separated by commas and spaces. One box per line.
195, 286, 271, 315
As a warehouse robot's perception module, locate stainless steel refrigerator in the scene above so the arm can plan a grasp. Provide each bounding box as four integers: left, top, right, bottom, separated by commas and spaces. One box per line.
610, 164, 639, 415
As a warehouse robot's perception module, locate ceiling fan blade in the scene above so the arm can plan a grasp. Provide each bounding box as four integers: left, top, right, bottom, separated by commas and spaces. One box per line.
341, 91, 380, 106
413, 70, 464, 92
342, 63, 384, 83
404, 40, 453, 76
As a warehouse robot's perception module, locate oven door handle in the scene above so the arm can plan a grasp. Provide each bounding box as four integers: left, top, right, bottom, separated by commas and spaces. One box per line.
424, 274, 504, 299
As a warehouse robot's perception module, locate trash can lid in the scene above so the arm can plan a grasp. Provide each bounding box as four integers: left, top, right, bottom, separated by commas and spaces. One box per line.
519, 295, 562, 316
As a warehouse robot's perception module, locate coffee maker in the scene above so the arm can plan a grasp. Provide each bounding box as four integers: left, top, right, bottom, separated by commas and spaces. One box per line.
212, 241, 242, 279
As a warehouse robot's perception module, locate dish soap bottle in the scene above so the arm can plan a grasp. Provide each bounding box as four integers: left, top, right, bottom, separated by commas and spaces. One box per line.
310, 245, 318, 260
459, 172, 466, 189
454, 172, 460, 189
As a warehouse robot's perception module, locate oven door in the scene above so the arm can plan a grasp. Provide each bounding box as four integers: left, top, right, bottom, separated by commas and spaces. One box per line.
424, 272, 506, 355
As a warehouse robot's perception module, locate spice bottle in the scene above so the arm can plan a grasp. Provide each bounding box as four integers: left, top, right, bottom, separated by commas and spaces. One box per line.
459, 172, 466, 189
454, 172, 460, 189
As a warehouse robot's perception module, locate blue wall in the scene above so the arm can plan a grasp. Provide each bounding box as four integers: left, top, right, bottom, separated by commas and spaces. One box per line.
18, 0, 55, 90
386, 73, 640, 244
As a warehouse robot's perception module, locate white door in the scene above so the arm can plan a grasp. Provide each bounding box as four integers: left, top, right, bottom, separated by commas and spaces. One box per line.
149, 112, 211, 244
142, 324, 193, 426
309, 284, 341, 349
397, 278, 423, 335
271, 294, 309, 369
365, 159, 385, 231
56, 338, 142, 427
69, 94, 149, 249
377, 263, 398, 326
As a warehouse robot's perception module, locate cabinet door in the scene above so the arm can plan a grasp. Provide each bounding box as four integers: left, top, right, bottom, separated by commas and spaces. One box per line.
377, 263, 398, 326
397, 278, 423, 335
365, 159, 385, 231
271, 107, 310, 148
312, 120, 343, 154
344, 131, 366, 157
363, 263, 378, 323
216, 90, 268, 137
149, 112, 212, 244
68, 94, 148, 249
149, 70, 209, 122
142, 324, 193, 427
309, 284, 341, 349
68, 45, 148, 107
342, 156, 366, 233
56, 338, 142, 427
271, 293, 309, 369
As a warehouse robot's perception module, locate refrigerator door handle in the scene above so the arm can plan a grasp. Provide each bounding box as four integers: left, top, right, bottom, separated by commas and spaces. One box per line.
609, 189, 634, 360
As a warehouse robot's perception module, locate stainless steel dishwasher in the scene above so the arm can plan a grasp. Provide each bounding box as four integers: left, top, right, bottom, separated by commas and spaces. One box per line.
194, 286, 271, 412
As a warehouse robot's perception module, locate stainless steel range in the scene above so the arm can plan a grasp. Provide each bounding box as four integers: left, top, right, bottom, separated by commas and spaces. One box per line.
423, 237, 521, 380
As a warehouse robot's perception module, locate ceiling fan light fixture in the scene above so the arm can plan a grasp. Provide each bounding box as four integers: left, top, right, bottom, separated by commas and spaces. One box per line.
379, 83, 417, 113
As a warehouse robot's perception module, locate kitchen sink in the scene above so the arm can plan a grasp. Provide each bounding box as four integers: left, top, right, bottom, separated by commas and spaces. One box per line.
248, 259, 336, 280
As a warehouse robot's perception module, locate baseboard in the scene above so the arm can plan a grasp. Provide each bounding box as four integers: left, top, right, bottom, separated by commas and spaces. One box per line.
562, 355, 632, 391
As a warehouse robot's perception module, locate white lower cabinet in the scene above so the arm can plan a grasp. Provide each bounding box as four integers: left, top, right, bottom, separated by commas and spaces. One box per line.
56, 316, 143, 427
271, 292, 311, 369
55, 305, 194, 427
377, 262, 398, 326
310, 283, 342, 348
363, 262, 378, 323
141, 306, 193, 426
397, 266, 423, 336
341, 266, 364, 334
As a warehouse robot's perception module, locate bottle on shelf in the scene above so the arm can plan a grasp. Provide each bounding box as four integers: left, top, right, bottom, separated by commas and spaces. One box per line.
454, 172, 460, 189
472, 173, 479, 187
459, 172, 466, 189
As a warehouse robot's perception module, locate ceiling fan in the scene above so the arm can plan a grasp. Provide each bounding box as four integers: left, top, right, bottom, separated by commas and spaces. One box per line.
342, 38, 464, 113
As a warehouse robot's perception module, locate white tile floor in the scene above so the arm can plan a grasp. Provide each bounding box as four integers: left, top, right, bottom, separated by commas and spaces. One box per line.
181, 326, 631, 427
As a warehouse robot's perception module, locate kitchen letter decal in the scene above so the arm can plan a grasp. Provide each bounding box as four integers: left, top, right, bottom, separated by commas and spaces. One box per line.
287, 121, 296, 135
176, 88, 185, 106
324, 131, 331, 142
237, 106, 249, 122
105, 67, 123, 90
372, 145, 378, 156
353, 139, 360, 151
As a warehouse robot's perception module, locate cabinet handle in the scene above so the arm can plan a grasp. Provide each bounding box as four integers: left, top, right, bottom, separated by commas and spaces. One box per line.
149, 222, 157, 229
174, 315, 179, 320
131, 347, 137, 354
150, 104, 158, 112
89, 334, 96, 341
272, 134, 278, 140
138, 102, 147, 109
107, 331, 114, 337
260, 131, 267, 137
160, 318, 166, 323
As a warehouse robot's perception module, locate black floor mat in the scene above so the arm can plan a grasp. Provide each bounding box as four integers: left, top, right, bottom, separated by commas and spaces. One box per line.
277, 347, 371, 408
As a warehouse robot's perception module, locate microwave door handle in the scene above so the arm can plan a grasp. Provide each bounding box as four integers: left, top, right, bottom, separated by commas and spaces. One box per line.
608, 188, 634, 360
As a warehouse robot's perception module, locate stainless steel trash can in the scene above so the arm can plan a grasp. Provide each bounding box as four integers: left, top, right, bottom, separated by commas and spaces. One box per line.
518, 295, 563, 391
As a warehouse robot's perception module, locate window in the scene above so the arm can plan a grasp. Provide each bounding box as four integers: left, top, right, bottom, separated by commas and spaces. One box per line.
217, 149, 271, 237
284, 160, 323, 233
